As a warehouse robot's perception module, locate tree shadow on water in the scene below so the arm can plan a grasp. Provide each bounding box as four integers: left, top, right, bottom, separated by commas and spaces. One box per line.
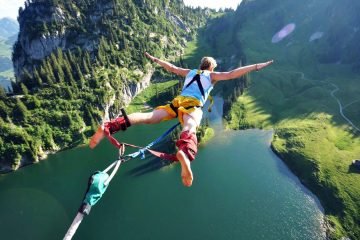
126, 156, 175, 177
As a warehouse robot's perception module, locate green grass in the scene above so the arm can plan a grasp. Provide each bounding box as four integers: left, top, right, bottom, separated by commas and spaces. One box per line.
182, 35, 212, 68
227, 65, 360, 238
199, 127, 215, 146
126, 80, 178, 113
221, 4, 360, 239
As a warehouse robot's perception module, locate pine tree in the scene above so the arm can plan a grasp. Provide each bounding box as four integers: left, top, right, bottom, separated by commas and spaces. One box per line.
0, 87, 6, 98
82, 59, 90, 74
20, 83, 29, 95
13, 98, 29, 123
21, 69, 33, 88
64, 86, 74, 99
67, 51, 76, 68
40, 65, 53, 85
56, 48, 64, 64
83, 105, 94, 126
63, 59, 76, 86
45, 61, 57, 84
0, 100, 10, 119
56, 65, 66, 83
84, 51, 92, 69
33, 68, 43, 86
75, 64, 85, 88
50, 52, 59, 68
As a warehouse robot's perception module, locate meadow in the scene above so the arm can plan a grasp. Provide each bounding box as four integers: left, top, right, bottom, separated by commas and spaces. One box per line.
225, 11, 360, 238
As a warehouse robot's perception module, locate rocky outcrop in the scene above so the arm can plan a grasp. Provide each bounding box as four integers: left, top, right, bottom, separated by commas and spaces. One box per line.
23, 32, 66, 60
14, 4, 68, 77
13, 1, 116, 77
165, 8, 190, 33
121, 69, 153, 105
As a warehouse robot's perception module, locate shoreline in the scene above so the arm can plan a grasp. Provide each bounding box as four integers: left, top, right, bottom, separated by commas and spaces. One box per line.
268, 132, 353, 239
224, 125, 331, 239
0, 140, 89, 175
1, 80, 179, 175
269, 141, 332, 239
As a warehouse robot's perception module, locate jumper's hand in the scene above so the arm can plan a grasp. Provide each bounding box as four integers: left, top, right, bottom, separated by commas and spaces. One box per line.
145, 52, 156, 62
256, 60, 274, 71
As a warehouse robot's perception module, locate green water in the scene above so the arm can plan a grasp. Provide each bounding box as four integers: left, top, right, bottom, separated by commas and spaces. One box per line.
0, 120, 325, 240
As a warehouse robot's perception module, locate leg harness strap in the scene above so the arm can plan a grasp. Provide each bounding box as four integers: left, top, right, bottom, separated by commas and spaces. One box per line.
169, 103, 201, 118
104, 109, 131, 135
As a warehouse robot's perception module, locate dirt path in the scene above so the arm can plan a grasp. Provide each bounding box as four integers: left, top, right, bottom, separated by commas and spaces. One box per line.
268, 69, 360, 132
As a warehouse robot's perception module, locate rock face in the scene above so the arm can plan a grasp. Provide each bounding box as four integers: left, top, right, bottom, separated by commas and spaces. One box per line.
24, 32, 66, 60
13, 1, 193, 78
122, 70, 153, 106
14, 4, 69, 77
13, 2, 118, 78
165, 8, 191, 33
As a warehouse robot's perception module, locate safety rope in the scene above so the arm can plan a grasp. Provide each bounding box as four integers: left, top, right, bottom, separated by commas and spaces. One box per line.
63, 159, 123, 240
104, 122, 180, 161
63, 122, 180, 240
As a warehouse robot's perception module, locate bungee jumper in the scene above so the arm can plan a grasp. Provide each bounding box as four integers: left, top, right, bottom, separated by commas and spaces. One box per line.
64, 54, 273, 239
90, 52, 273, 187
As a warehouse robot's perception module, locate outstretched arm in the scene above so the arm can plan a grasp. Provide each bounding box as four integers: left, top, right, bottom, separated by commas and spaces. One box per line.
145, 52, 190, 77
211, 60, 273, 82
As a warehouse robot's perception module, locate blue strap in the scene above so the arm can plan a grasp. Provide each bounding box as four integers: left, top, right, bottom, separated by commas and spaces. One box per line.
125, 122, 180, 159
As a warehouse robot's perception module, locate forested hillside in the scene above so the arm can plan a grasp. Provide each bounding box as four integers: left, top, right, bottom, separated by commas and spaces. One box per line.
215, 0, 360, 239
0, 0, 214, 172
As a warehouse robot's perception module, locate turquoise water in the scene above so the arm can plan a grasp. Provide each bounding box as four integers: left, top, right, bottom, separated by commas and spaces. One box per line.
0, 109, 325, 239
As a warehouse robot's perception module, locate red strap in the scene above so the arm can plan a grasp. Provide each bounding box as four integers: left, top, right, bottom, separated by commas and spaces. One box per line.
104, 127, 178, 161
104, 127, 124, 149
147, 149, 178, 161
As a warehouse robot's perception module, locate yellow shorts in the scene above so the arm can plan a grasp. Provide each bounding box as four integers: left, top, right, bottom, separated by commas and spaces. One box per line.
156, 96, 203, 126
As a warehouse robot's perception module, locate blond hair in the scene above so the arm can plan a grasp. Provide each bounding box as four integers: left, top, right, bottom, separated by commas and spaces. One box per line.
199, 57, 217, 70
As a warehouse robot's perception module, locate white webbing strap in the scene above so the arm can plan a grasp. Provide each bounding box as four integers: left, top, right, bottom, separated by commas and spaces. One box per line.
63, 159, 123, 240
63, 213, 85, 240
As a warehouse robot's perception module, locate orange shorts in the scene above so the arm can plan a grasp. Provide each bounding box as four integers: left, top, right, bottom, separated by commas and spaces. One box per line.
156, 96, 203, 126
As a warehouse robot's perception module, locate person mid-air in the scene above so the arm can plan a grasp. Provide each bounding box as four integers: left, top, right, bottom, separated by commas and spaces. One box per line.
90, 52, 273, 187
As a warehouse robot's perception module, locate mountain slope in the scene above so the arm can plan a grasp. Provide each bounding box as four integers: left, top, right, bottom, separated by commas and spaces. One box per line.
0, 18, 19, 39
0, 18, 18, 92
0, 0, 213, 172
220, 0, 360, 238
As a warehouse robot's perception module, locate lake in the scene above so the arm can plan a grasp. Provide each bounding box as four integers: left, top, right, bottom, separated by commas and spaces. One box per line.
0, 102, 325, 240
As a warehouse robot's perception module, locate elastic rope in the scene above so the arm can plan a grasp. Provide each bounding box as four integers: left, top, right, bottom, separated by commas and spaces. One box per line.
104, 160, 122, 186
124, 122, 180, 159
